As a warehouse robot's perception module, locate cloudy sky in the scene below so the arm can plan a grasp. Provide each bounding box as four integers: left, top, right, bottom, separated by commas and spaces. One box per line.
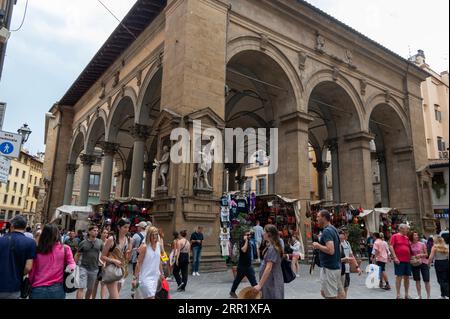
0, 0, 448, 155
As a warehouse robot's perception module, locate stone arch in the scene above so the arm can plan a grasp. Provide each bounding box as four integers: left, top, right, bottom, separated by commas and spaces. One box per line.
365, 93, 411, 144
68, 129, 86, 164
136, 62, 163, 124
85, 110, 107, 154
304, 69, 365, 131
106, 90, 137, 142
227, 36, 303, 111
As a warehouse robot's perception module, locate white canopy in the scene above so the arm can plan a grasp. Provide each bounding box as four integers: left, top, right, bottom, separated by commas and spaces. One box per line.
360, 208, 392, 234
51, 205, 93, 223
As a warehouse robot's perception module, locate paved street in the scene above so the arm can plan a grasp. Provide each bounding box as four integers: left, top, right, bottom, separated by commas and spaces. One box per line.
67, 261, 444, 299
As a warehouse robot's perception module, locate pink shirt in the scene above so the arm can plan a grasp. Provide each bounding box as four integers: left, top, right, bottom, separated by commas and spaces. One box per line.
411, 242, 428, 265
29, 243, 75, 288
390, 233, 411, 263
373, 239, 389, 263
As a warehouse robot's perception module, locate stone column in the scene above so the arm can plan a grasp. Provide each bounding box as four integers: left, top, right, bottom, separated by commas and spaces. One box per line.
225, 163, 238, 191
130, 124, 150, 198
78, 154, 96, 206
143, 162, 154, 199
63, 164, 79, 205
313, 161, 330, 200
377, 151, 390, 207
339, 132, 374, 209
122, 169, 131, 198
327, 138, 341, 203
99, 142, 119, 203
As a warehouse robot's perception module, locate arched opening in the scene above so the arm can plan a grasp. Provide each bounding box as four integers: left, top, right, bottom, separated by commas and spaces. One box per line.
369, 104, 412, 211
307, 80, 364, 206
225, 50, 298, 196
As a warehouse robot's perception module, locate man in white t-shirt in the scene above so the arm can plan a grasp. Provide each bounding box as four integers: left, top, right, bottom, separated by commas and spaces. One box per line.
252, 220, 264, 262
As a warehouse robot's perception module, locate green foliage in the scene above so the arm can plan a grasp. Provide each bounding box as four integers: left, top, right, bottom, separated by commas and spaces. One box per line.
347, 223, 363, 255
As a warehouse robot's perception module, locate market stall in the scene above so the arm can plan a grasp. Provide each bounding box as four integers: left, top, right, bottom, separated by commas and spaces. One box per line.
218, 192, 304, 262
98, 197, 153, 233
51, 205, 93, 232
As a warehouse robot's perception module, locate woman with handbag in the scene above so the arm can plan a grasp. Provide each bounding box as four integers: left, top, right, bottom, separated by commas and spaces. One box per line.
101, 218, 131, 299
253, 224, 284, 299
339, 230, 361, 299
173, 230, 191, 292
409, 232, 430, 299
132, 227, 165, 299
29, 224, 76, 299
428, 236, 449, 299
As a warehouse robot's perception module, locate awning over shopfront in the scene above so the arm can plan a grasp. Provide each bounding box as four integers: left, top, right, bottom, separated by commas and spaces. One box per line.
113, 197, 153, 203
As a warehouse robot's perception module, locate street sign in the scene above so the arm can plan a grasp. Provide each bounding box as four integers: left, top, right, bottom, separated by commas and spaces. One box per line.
0, 155, 11, 183
0, 130, 21, 159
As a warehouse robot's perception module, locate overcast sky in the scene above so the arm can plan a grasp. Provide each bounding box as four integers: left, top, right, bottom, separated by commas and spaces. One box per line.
0, 0, 448, 155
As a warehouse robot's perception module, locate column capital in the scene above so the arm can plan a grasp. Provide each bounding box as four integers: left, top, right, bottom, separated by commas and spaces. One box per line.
132, 124, 151, 141
313, 161, 330, 173
279, 111, 315, 124
66, 163, 79, 174
100, 142, 120, 156
80, 154, 97, 166
325, 138, 339, 152
344, 131, 375, 143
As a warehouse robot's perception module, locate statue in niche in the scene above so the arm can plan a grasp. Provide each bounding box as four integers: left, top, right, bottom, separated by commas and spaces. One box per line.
154, 145, 170, 189
195, 139, 215, 190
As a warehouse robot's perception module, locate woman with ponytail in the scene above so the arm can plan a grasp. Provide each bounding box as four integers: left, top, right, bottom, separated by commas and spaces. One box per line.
253, 224, 284, 299
101, 218, 131, 299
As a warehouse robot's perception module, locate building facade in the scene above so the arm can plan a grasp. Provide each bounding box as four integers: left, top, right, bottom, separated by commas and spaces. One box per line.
0, 0, 16, 81
41, 0, 436, 269
410, 50, 449, 232
0, 150, 43, 226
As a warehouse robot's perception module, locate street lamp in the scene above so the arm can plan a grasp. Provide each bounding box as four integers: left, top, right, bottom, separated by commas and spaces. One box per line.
17, 123, 32, 144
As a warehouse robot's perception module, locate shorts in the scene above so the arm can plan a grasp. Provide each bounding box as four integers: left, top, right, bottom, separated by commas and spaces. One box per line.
77, 267, 98, 290
394, 262, 412, 277
320, 268, 344, 298
376, 261, 386, 272
341, 273, 350, 288
412, 263, 430, 282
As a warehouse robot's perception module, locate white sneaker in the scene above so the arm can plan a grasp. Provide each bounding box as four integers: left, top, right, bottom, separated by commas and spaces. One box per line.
192, 272, 196, 276
196, 272, 200, 276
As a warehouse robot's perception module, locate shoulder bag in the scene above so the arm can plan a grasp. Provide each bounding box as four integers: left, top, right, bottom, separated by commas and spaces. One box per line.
8, 235, 31, 298
102, 237, 124, 283
63, 245, 78, 293
281, 257, 296, 283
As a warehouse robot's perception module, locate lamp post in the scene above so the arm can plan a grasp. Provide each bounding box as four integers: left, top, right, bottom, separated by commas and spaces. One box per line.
17, 123, 32, 145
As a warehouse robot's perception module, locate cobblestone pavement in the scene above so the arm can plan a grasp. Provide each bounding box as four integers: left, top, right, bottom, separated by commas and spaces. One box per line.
67, 261, 444, 299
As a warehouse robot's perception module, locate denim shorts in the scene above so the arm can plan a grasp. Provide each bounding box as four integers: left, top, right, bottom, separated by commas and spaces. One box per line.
394, 262, 412, 277
30, 283, 65, 299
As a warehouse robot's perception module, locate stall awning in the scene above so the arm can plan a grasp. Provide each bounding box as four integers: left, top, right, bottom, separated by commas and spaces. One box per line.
51, 205, 93, 223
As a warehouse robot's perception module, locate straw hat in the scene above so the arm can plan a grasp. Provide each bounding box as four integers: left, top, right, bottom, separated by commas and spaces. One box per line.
238, 287, 262, 299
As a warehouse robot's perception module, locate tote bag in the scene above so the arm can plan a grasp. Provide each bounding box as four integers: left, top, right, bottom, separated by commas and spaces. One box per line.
281, 258, 296, 283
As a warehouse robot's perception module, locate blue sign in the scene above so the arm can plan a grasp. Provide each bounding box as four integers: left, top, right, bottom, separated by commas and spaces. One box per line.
0, 142, 13, 155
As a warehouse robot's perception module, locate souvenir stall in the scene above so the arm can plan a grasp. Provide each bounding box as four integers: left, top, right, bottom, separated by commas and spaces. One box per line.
51, 205, 93, 232
99, 197, 153, 233
307, 201, 361, 235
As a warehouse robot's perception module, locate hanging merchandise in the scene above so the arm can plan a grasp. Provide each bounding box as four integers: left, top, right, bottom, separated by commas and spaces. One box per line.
220, 228, 231, 257
220, 195, 229, 207
221, 207, 230, 223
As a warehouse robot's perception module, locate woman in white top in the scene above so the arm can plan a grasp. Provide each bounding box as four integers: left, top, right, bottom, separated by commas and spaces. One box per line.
289, 234, 302, 277
132, 226, 164, 299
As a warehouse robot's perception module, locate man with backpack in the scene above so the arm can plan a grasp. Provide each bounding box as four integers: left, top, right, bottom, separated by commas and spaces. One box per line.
131, 222, 147, 273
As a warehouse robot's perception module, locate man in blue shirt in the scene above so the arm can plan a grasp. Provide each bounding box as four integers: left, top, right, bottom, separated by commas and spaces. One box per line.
312, 210, 344, 299
190, 226, 204, 276
0, 215, 36, 299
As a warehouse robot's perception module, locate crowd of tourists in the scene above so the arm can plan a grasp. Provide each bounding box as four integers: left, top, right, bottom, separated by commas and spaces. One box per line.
0, 212, 448, 300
